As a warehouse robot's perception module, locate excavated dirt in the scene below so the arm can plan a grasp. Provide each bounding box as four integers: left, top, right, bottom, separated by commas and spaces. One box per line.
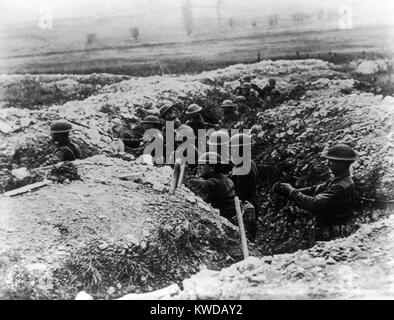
1, 58, 393, 299
0, 155, 249, 299
175, 212, 394, 300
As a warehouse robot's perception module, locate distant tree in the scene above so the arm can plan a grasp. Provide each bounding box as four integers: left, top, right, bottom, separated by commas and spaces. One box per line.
292, 12, 311, 24
86, 33, 96, 45
131, 27, 140, 41
181, 0, 194, 36
268, 14, 279, 26
252, 20, 257, 28
229, 18, 234, 28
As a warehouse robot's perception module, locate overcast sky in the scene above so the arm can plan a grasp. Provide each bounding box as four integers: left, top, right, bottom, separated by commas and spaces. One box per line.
1, 0, 393, 25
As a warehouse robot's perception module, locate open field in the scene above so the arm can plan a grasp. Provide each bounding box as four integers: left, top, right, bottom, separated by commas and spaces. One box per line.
0, 23, 393, 75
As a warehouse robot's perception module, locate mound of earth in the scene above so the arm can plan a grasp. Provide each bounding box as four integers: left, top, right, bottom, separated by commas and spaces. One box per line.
0, 73, 130, 109
174, 212, 394, 300
1, 58, 393, 299
0, 155, 249, 299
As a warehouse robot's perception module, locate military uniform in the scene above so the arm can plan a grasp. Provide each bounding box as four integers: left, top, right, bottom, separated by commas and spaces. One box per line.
186, 116, 207, 137
231, 160, 260, 240
193, 173, 237, 221
244, 90, 264, 110
46, 142, 82, 164
290, 172, 355, 241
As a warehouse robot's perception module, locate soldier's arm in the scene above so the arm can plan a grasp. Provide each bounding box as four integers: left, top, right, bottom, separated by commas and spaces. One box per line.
290, 184, 346, 214
296, 182, 328, 196
123, 138, 142, 148
72, 144, 82, 159
43, 150, 65, 165
251, 83, 264, 96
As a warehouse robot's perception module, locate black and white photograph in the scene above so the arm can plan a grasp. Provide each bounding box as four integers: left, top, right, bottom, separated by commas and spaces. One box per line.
0, 0, 393, 306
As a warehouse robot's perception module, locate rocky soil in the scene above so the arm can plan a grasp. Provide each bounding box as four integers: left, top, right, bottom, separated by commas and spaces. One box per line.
174, 212, 394, 300
0, 58, 393, 299
0, 155, 249, 299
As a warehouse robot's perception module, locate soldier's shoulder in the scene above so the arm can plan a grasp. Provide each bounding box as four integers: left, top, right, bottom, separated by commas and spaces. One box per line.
333, 175, 354, 189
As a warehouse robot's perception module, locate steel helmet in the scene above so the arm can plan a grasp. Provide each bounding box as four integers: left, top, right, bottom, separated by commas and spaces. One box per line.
229, 133, 253, 147
269, 78, 276, 85
242, 75, 252, 83
185, 103, 203, 115
141, 115, 161, 124
198, 152, 222, 165
207, 130, 230, 146
220, 99, 236, 108
175, 124, 195, 139
159, 104, 174, 118
241, 82, 252, 90
234, 95, 247, 103
322, 144, 358, 162
51, 121, 72, 134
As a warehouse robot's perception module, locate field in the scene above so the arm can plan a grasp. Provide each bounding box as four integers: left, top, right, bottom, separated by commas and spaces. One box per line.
0, 15, 393, 75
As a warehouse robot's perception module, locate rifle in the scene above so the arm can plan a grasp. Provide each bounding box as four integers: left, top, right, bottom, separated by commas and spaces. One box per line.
169, 160, 186, 195
234, 196, 249, 259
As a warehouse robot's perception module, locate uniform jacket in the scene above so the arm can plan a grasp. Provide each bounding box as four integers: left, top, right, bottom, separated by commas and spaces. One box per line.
193, 173, 237, 220
231, 160, 260, 202
44, 142, 82, 165
186, 117, 207, 137
290, 172, 355, 226
231, 160, 260, 218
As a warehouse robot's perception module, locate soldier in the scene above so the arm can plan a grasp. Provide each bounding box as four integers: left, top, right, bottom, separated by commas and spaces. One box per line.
273, 144, 358, 241
230, 133, 260, 241
159, 104, 181, 129
160, 104, 181, 145
219, 100, 239, 130
170, 124, 198, 166
185, 103, 210, 137
44, 121, 82, 165
234, 95, 249, 114
234, 75, 253, 95
207, 130, 233, 174
255, 79, 280, 104
240, 82, 264, 110
189, 152, 237, 222
122, 115, 162, 149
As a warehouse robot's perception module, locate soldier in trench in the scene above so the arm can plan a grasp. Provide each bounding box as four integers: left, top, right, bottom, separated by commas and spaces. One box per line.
189, 152, 237, 223
185, 103, 217, 137
273, 144, 358, 241
44, 121, 82, 165
159, 104, 182, 142
122, 115, 164, 161
122, 115, 162, 147
218, 100, 239, 130
229, 133, 260, 242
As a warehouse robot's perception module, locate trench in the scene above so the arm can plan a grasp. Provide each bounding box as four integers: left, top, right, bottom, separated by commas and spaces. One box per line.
1, 59, 393, 299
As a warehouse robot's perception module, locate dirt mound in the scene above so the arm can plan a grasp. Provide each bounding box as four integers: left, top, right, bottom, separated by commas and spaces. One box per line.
174, 212, 394, 299
0, 155, 248, 299
0, 74, 130, 110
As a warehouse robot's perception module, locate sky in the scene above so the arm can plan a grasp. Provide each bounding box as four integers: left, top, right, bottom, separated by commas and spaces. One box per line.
0, 0, 393, 26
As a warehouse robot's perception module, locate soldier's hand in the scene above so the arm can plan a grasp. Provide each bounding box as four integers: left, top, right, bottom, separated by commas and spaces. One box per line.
272, 182, 294, 197
272, 182, 282, 194
280, 183, 295, 197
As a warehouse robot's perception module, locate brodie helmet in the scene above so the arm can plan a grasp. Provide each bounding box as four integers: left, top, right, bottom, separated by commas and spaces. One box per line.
51, 121, 72, 134
322, 144, 358, 162
185, 103, 203, 115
